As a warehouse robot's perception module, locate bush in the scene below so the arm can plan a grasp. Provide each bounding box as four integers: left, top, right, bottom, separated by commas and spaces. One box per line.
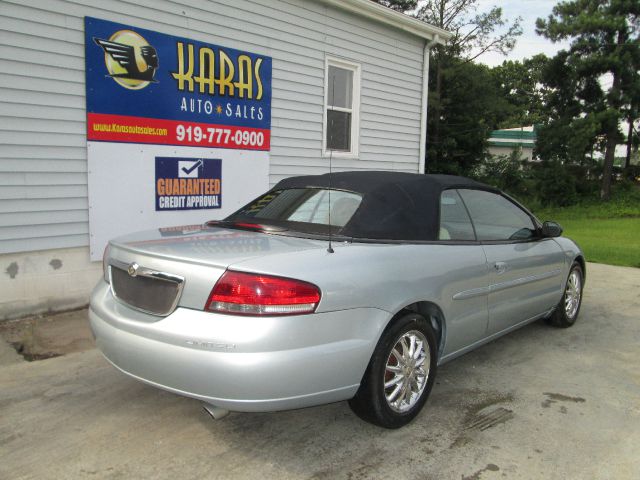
468, 149, 638, 209
471, 149, 533, 200
471, 158, 581, 207
532, 160, 579, 206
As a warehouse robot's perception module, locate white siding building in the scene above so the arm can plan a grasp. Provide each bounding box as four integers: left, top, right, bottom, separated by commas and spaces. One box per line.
0, 0, 449, 319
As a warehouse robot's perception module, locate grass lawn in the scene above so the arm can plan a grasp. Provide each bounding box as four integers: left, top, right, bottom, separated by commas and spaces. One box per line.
534, 189, 640, 268
542, 216, 639, 268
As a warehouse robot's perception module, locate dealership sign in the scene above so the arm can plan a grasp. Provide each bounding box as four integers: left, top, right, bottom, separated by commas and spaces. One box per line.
84, 17, 272, 150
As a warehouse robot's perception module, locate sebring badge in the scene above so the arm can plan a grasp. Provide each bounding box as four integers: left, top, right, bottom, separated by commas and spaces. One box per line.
127, 262, 140, 277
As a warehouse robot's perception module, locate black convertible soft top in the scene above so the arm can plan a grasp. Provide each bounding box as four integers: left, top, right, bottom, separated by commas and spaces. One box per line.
272, 171, 496, 241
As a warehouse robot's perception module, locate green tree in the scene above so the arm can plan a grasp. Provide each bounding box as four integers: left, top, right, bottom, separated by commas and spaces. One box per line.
414, 1, 522, 173
426, 59, 511, 174
534, 50, 604, 166
375, 1, 525, 174
491, 54, 551, 128
623, 78, 640, 170
416, 1, 522, 60
374, 0, 418, 11
536, 0, 640, 200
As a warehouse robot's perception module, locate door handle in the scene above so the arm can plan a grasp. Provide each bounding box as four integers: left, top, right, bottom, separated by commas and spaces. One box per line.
494, 262, 507, 274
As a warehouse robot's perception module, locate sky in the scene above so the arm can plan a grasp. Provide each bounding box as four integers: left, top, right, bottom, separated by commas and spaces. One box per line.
471, 0, 571, 67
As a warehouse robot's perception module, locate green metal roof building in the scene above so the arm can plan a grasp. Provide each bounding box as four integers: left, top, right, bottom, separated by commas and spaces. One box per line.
487, 126, 537, 161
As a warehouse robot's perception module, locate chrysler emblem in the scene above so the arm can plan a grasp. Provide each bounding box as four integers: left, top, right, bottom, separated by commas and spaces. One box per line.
127, 262, 139, 277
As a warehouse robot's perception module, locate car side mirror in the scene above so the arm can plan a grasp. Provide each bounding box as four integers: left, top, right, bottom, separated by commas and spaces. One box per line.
541, 221, 563, 238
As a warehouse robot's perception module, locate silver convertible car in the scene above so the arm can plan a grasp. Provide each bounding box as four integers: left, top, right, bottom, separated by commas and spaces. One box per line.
90, 171, 585, 428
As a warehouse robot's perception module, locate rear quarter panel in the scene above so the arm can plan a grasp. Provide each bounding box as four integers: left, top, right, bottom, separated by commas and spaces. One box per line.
229, 241, 490, 358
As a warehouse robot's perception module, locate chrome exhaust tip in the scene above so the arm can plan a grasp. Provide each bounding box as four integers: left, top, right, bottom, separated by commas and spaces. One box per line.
202, 403, 230, 420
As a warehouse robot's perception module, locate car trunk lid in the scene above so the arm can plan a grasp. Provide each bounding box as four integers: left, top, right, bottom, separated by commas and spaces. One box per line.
105, 224, 327, 316
110, 224, 326, 268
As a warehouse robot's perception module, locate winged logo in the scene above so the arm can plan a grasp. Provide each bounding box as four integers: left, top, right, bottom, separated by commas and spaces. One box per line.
93, 30, 158, 89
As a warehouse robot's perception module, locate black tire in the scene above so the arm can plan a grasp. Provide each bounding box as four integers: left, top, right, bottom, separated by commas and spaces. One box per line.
547, 262, 584, 328
348, 313, 438, 429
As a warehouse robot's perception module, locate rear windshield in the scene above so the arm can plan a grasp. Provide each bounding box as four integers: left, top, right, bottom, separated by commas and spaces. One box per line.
226, 188, 363, 233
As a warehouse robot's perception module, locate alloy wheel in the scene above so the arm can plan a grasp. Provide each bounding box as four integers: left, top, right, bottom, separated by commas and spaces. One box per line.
564, 269, 582, 319
383, 330, 430, 413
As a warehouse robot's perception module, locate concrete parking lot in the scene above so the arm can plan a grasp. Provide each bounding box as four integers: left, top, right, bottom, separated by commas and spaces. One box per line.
1, 262, 639, 480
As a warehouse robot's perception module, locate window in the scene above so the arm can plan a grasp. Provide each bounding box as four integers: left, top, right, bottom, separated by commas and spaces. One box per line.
439, 190, 476, 240
285, 189, 361, 227
229, 188, 362, 231
458, 189, 536, 241
324, 58, 360, 157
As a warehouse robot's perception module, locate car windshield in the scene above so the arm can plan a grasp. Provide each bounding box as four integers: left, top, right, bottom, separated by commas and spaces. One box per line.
225, 188, 363, 234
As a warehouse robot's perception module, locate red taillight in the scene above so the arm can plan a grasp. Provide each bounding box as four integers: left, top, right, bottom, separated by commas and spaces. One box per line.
206, 271, 321, 316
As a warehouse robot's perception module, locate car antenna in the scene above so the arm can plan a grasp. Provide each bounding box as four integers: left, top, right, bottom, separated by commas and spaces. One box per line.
327, 73, 336, 254
327, 148, 334, 253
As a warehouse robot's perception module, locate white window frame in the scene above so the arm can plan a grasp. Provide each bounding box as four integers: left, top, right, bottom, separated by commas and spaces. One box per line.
322, 56, 361, 159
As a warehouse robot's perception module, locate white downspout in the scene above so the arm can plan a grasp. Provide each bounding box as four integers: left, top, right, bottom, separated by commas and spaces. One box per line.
419, 34, 439, 174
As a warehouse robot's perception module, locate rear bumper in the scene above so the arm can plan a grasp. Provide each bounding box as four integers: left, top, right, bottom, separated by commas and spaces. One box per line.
89, 281, 389, 412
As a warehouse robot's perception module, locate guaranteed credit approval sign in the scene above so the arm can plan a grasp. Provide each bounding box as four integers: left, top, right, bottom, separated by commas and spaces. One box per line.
84, 17, 272, 150
155, 157, 222, 211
